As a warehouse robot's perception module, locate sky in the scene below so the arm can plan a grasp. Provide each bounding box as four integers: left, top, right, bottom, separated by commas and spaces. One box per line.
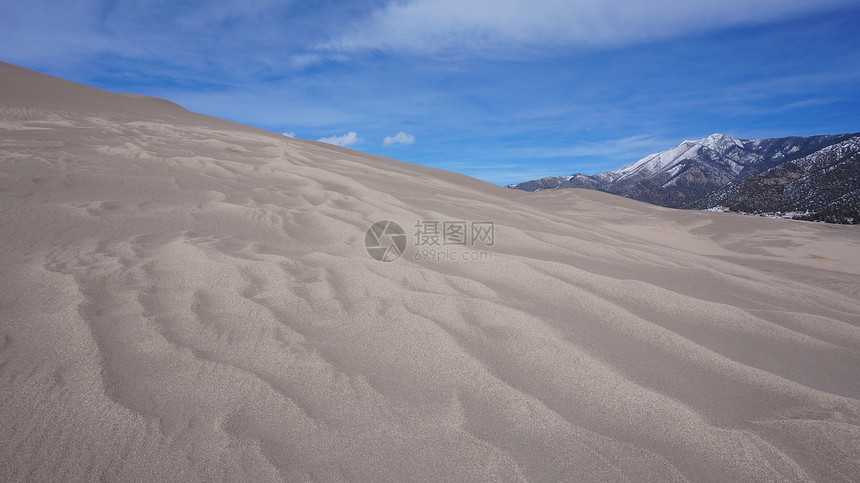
1, 0, 859, 185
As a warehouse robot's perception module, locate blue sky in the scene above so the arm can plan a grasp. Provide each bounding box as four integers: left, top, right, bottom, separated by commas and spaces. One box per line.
2, 0, 859, 185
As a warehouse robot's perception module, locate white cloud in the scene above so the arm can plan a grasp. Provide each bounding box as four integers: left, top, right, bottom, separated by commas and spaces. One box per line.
282, 131, 296, 137
383, 131, 415, 145
321, 0, 857, 56
0, 1, 291, 70
290, 54, 323, 69
318, 131, 360, 146
515, 134, 677, 159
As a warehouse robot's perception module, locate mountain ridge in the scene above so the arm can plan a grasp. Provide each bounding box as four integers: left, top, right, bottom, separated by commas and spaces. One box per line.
508, 132, 860, 221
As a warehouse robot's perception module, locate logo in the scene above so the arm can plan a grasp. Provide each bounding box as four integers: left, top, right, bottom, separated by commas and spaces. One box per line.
365, 220, 406, 262
365, 219, 494, 262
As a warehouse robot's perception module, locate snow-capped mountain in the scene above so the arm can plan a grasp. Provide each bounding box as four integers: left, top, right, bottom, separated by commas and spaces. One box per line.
693, 136, 860, 223
507, 132, 859, 217
599, 134, 745, 184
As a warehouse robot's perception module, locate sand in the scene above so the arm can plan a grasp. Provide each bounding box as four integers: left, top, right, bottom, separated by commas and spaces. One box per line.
1, 61, 859, 481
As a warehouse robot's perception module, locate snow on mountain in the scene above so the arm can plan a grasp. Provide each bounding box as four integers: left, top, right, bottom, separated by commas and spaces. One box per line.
698, 133, 745, 152
508, 132, 860, 215
607, 141, 702, 182
696, 136, 860, 222
607, 133, 746, 183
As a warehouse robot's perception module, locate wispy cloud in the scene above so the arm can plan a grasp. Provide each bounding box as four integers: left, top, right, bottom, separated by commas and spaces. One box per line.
318, 131, 360, 146
282, 131, 296, 138
322, 0, 858, 56
383, 131, 415, 145
513, 134, 677, 160
3, 1, 858, 187
0, 1, 305, 81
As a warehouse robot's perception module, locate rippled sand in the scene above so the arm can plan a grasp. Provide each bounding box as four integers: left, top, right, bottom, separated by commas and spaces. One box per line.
1, 61, 859, 481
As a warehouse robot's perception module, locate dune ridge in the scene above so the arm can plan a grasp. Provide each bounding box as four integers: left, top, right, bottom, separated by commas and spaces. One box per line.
1, 61, 859, 481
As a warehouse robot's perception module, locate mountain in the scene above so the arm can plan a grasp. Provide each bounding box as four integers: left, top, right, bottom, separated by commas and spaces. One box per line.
694, 136, 860, 223
508, 133, 860, 219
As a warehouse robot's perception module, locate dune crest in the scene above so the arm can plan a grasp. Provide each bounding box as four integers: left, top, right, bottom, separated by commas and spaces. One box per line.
1, 61, 859, 481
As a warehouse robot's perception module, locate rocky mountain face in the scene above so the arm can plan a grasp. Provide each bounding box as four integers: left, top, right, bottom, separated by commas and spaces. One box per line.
693, 136, 860, 223
507, 132, 860, 222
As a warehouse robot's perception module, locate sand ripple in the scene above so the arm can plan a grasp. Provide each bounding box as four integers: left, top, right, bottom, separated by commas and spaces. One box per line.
2, 61, 859, 481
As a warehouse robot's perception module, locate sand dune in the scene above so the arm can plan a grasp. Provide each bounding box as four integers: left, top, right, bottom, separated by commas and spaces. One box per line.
1, 61, 859, 481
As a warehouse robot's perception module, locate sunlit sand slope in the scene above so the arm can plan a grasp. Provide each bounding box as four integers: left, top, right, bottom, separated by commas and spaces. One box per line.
1, 61, 859, 481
